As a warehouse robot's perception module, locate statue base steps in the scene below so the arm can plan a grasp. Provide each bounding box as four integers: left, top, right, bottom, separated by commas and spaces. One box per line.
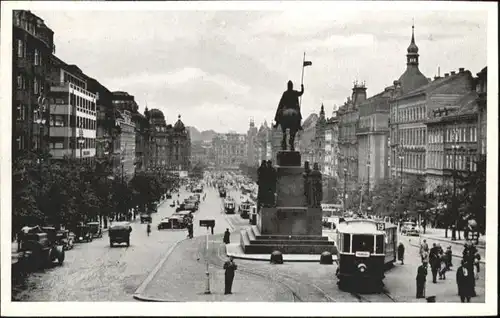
240, 225, 336, 255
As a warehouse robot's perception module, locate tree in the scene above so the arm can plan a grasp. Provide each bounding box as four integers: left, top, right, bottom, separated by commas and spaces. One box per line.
371, 179, 401, 217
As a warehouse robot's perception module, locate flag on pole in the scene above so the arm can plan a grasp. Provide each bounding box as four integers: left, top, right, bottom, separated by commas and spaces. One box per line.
303, 61, 312, 67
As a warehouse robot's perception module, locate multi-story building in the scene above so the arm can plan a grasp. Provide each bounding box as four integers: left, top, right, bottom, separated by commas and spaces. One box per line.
12, 10, 55, 157
298, 113, 318, 164
390, 69, 475, 187
170, 116, 191, 171
255, 122, 271, 164
324, 108, 340, 178
212, 133, 247, 169
246, 119, 259, 166
476, 67, 487, 158
47, 56, 97, 162
337, 83, 366, 191
115, 110, 136, 180
356, 85, 394, 189
147, 109, 168, 169
313, 104, 327, 172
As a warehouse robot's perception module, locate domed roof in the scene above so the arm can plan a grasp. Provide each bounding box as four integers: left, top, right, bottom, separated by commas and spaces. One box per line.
407, 26, 419, 54
174, 115, 185, 132
149, 108, 165, 119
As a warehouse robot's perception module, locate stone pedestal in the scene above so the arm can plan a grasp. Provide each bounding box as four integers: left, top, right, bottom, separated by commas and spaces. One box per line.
241, 151, 335, 255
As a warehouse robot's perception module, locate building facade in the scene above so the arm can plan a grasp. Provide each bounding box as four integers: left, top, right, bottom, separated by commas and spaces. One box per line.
12, 10, 55, 157
116, 110, 136, 180
246, 119, 259, 166
47, 56, 97, 162
212, 133, 247, 169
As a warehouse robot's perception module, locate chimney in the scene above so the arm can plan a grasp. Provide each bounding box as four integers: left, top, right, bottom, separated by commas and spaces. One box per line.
444, 73, 449, 78
450, 71, 456, 75
459, 67, 465, 73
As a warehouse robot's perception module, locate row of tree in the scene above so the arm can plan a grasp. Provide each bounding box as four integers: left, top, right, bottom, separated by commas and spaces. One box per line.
238, 157, 486, 233
12, 150, 179, 237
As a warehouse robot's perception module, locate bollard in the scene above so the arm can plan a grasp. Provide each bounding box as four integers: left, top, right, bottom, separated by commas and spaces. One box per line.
270, 250, 283, 264
426, 296, 436, 303
320, 251, 333, 265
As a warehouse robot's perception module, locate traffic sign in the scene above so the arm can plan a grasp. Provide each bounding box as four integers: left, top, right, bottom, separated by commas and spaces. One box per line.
199, 219, 215, 228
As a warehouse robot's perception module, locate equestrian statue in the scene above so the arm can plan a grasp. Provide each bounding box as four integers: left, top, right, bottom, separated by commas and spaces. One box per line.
273, 80, 304, 151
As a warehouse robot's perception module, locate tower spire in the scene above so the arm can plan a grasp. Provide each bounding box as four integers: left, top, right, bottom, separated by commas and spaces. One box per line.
406, 22, 419, 66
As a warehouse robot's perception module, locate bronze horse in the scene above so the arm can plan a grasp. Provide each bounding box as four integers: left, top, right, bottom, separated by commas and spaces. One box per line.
276, 108, 300, 151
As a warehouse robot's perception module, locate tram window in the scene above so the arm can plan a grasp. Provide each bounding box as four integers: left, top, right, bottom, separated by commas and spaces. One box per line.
352, 235, 374, 253
376, 235, 384, 254
343, 234, 350, 253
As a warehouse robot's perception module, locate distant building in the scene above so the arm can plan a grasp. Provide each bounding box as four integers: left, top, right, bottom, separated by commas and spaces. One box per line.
255, 122, 271, 164
246, 119, 259, 166
298, 114, 319, 164
47, 56, 97, 163
212, 133, 247, 169
115, 110, 136, 180
12, 10, 55, 156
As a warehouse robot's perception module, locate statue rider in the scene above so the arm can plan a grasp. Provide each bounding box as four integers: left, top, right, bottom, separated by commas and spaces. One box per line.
273, 80, 304, 130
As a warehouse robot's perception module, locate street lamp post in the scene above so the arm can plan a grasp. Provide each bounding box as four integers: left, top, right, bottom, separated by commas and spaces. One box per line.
343, 168, 347, 213
451, 141, 460, 241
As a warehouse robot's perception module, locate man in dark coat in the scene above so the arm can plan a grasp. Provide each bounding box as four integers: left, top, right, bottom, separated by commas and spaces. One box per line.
429, 243, 440, 283
398, 242, 405, 265
457, 259, 474, 302
223, 256, 237, 294
416, 262, 428, 299
223, 228, 231, 244
273, 80, 304, 130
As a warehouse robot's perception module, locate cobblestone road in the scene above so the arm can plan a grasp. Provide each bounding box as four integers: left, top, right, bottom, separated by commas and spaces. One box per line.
12, 190, 194, 301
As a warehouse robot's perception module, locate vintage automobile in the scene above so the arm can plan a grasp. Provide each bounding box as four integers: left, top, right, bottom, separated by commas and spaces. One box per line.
74, 224, 93, 243
87, 222, 103, 238
19, 226, 65, 270
219, 187, 227, 198
158, 215, 186, 230
109, 222, 132, 247
58, 229, 75, 250
401, 221, 420, 236
183, 201, 198, 212
140, 213, 152, 224
166, 192, 172, 199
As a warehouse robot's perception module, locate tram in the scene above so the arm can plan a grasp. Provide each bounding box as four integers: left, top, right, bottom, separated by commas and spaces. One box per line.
336, 218, 397, 291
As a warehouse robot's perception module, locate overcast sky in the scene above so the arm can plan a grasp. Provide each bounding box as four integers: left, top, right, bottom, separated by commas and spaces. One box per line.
32, 6, 488, 133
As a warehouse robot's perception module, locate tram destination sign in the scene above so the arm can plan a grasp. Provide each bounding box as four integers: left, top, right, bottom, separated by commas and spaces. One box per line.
376, 222, 385, 231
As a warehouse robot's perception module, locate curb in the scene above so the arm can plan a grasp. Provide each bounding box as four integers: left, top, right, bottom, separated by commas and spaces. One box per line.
419, 234, 485, 250
408, 242, 485, 264
132, 238, 187, 300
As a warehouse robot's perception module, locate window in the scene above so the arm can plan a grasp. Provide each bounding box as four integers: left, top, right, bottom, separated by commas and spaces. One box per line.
34, 49, 40, 65
17, 75, 23, 89
17, 39, 24, 58
34, 78, 39, 94
343, 234, 351, 253
352, 235, 374, 253
376, 235, 384, 254
472, 127, 477, 142
16, 104, 25, 121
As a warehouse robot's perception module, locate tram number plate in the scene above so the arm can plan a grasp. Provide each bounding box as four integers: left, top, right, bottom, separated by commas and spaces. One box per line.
377, 223, 385, 231
355, 251, 370, 258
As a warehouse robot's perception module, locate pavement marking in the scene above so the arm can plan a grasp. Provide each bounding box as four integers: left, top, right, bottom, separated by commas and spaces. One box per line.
133, 237, 187, 298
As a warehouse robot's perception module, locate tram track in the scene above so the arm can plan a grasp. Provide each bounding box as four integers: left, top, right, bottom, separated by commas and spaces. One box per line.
349, 287, 397, 302
210, 243, 335, 302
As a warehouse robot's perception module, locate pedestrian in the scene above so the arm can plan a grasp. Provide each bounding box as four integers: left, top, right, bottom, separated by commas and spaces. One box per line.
223, 256, 237, 294
397, 242, 405, 265
210, 224, 214, 235
223, 228, 231, 244
419, 239, 428, 259
429, 243, 440, 283
147, 223, 151, 237
474, 253, 481, 277
439, 252, 447, 280
445, 246, 453, 270
416, 262, 428, 299
421, 249, 429, 267
457, 259, 474, 303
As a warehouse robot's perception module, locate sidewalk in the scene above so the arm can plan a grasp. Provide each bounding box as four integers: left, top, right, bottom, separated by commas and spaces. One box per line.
137, 234, 292, 302
407, 228, 486, 264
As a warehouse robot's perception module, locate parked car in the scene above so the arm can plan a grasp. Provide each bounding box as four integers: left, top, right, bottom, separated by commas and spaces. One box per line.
109, 222, 132, 247
74, 224, 93, 243
87, 222, 103, 238
140, 213, 152, 224
19, 226, 65, 270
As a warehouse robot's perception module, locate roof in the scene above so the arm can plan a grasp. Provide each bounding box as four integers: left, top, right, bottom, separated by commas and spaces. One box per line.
398, 66, 429, 94
425, 91, 479, 124
174, 115, 186, 132
402, 70, 472, 98
149, 108, 165, 118
336, 218, 396, 235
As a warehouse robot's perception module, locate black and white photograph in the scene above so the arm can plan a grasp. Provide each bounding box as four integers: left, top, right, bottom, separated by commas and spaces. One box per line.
1, 1, 497, 316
